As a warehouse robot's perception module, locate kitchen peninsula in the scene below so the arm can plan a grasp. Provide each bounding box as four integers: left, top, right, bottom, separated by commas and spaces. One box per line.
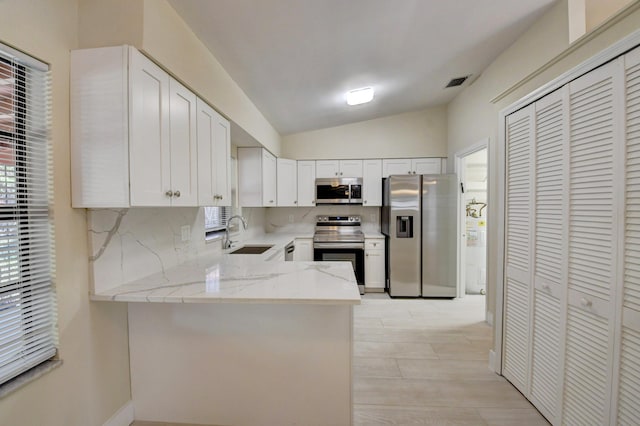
92, 238, 360, 426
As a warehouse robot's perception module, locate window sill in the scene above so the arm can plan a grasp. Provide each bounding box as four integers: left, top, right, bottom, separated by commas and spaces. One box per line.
0, 359, 63, 400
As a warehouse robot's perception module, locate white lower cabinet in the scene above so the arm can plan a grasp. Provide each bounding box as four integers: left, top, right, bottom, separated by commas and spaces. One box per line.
365, 239, 385, 290
293, 238, 313, 261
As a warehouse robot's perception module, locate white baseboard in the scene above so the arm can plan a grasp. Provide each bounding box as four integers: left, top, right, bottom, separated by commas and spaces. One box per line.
486, 310, 494, 326
103, 400, 134, 426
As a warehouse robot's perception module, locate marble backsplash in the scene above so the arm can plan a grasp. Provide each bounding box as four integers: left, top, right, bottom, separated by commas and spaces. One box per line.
87, 207, 265, 294
265, 205, 381, 235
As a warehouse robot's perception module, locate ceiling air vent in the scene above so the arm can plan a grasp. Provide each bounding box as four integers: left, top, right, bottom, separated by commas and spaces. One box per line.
445, 76, 469, 88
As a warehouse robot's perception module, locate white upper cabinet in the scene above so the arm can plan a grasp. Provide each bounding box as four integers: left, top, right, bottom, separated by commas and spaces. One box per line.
71, 46, 202, 208
316, 160, 363, 178
362, 159, 382, 206
196, 98, 231, 206
297, 160, 316, 207
238, 147, 277, 207
277, 158, 298, 206
382, 158, 442, 177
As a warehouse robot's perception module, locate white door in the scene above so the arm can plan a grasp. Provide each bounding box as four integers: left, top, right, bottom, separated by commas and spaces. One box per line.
412, 158, 441, 175
365, 239, 385, 289
277, 158, 297, 206
382, 158, 412, 177
128, 49, 171, 206
168, 78, 198, 206
197, 99, 230, 206
316, 160, 340, 178
262, 150, 277, 207
502, 105, 534, 395
616, 45, 640, 426
297, 160, 316, 207
339, 159, 363, 178
362, 159, 382, 206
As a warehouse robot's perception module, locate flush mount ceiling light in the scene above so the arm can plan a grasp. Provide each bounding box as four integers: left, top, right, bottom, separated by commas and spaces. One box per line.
346, 87, 374, 106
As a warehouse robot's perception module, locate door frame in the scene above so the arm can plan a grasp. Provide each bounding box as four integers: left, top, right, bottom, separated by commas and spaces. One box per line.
454, 139, 489, 305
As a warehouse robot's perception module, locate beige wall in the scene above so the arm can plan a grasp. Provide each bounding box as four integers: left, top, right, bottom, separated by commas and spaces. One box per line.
282, 106, 447, 160
0, 1, 131, 425
447, 0, 640, 325
586, 0, 635, 31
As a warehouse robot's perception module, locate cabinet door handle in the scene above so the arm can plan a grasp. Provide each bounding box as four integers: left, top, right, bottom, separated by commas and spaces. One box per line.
174, 190, 181, 198
408, 171, 411, 174
294, 200, 297, 204
269, 200, 274, 203
363, 200, 367, 204
580, 298, 592, 308
340, 172, 343, 175
541, 283, 549, 290
165, 190, 173, 197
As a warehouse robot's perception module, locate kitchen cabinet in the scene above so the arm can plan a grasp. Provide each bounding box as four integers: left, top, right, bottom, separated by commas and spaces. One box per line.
382, 158, 441, 177
71, 46, 199, 207
316, 159, 363, 178
365, 239, 385, 290
238, 147, 277, 207
277, 158, 298, 206
362, 159, 382, 206
297, 160, 316, 207
197, 99, 231, 206
293, 237, 313, 261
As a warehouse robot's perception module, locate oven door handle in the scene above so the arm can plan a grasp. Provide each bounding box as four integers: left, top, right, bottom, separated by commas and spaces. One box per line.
313, 242, 364, 250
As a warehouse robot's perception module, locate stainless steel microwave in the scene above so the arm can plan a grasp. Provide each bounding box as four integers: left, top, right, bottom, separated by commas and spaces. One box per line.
315, 177, 363, 204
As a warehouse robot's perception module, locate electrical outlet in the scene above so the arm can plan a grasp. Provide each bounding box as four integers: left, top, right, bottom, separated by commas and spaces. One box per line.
288, 214, 294, 223
181, 225, 191, 242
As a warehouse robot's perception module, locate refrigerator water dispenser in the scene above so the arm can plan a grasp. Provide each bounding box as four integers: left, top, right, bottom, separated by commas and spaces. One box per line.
396, 216, 413, 238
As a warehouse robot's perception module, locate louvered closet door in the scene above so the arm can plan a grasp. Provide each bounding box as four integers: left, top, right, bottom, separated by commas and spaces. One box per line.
562, 58, 622, 426
616, 46, 640, 426
503, 106, 534, 393
530, 89, 567, 424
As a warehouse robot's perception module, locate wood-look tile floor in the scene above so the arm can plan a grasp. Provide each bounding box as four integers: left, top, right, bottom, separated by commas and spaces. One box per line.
353, 293, 549, 425
132, 294, 549, 426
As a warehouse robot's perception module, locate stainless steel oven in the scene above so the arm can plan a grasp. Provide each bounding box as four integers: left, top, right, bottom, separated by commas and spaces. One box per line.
313, 215, 365, 294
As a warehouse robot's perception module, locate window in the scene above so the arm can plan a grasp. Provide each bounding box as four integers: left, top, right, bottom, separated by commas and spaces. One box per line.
0, 44, 54, 386
205, 205, 231, 232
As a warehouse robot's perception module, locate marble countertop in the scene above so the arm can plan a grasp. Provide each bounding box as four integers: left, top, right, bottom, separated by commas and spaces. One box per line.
91, 233, 361, 305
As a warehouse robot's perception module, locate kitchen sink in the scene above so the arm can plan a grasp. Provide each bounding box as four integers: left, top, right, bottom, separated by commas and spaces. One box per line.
228, 245, 274, 255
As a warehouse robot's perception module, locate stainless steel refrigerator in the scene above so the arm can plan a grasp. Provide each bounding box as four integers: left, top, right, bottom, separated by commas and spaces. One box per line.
381, 174, 458, 297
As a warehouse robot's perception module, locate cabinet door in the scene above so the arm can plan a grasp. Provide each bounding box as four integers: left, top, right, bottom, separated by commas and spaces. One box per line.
362, 159, 382, 206
365, 240, 385, 289
277, 158, 297, 206
297, 160, 316, 207
382, 159, 412, 177
529, 89, 567, 424
617, 47, 640, 425
503, 105, 534, 394
339, 159, 363, 177
129, 49, 171, 206
293, 238, 313, 261
262, 150, 277, 206
316, 160, 340, 178
196, 99, 230, 206
168, 78, 198, 206
412, 158, 441, 175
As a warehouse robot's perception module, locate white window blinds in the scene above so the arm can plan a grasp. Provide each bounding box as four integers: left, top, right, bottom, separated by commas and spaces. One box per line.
205, 206, 231, 232
0, 44, 55, 386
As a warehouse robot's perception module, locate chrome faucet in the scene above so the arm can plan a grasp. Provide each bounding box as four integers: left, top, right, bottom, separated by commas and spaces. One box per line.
223, 215, 248, 249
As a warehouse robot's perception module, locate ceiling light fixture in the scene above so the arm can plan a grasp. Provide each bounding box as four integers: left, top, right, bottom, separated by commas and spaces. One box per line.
346, 87, 374, 106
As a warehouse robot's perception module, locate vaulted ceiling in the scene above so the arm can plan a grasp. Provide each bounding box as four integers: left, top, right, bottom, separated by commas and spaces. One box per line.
169, 0, 558, 135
